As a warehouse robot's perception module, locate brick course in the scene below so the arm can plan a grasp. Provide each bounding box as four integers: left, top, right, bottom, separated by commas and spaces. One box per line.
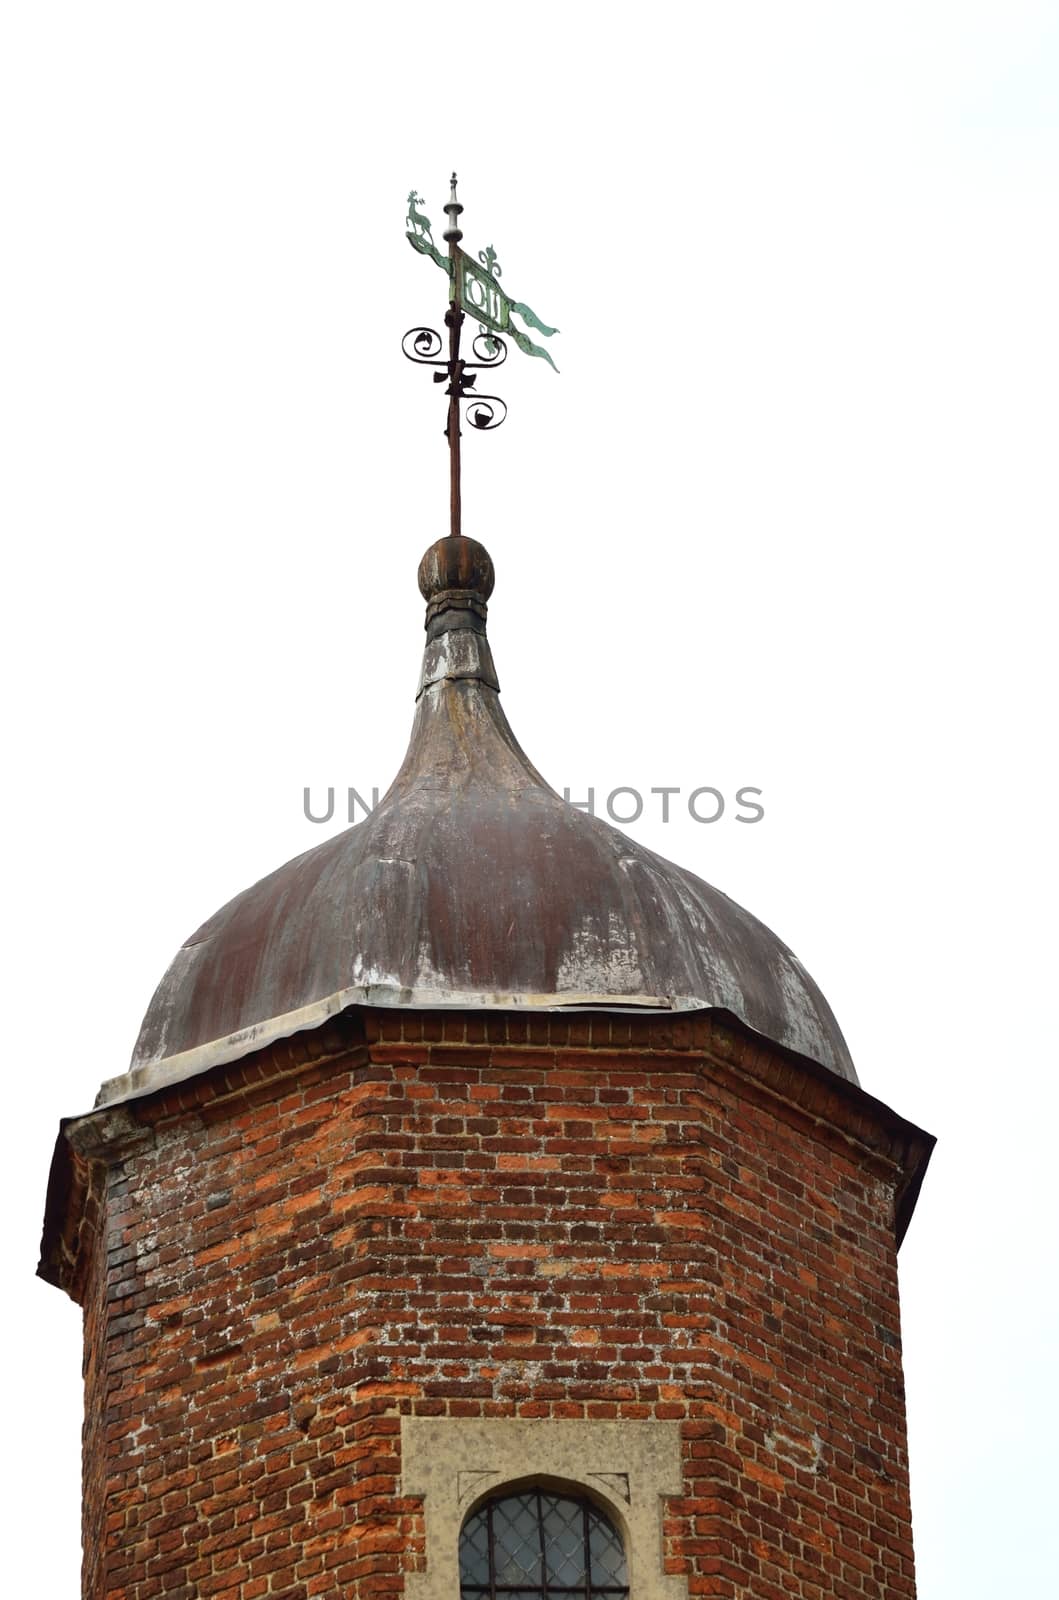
71, 1009, 928, 1599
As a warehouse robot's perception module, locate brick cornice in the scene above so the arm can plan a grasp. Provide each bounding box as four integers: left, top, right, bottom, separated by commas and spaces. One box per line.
38, 1003, 933, 1303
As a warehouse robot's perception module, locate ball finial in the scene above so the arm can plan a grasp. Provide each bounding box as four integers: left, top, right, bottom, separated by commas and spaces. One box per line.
418, 536, 495, 627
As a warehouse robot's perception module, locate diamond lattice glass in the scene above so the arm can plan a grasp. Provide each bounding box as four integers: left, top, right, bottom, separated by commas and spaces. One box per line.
589, 1509, 628, 1586
542, 1496, 587, 1586
460, 1507, 491, 1587
492, 1493, 543, 1585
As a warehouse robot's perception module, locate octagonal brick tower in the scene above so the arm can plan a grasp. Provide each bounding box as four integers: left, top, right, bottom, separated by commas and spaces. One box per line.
40, 536, 934, 1600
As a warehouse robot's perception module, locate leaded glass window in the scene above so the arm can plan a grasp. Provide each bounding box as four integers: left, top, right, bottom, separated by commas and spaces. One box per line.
459, 1488, 630, 1600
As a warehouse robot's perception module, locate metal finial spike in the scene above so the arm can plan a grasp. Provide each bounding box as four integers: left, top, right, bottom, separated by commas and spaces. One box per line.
442, 169, 463, 244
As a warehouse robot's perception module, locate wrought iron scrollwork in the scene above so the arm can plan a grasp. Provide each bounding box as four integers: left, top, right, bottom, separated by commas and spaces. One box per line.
467, 396, 507, 430
401, 326, 509, 430
402, 326, 446, 365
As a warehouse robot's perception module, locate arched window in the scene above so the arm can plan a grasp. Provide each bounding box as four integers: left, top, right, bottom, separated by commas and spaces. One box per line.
459, 1488, 630, 1600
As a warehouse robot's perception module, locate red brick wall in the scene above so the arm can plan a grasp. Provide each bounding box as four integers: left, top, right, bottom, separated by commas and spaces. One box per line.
82, 1177, 110, 1599
80, 1010, 920, 1599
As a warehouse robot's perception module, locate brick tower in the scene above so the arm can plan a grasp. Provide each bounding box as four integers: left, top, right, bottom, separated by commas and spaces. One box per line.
39, 534, 933, 1600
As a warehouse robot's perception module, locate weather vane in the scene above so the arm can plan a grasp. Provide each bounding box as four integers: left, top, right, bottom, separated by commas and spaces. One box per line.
403, 174, 559, 540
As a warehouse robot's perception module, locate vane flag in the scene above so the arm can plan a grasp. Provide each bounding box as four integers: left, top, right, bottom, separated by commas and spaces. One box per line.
402, 174, 559, 540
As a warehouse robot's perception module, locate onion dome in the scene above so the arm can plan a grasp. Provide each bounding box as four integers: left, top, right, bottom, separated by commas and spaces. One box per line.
107, 537, 856, 1107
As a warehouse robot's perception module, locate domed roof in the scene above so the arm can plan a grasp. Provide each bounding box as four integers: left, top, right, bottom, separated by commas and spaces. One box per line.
109, 537, 856, 1106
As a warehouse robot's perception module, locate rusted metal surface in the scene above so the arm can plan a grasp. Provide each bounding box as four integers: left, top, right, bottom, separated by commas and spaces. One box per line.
109, 538, 858, 1109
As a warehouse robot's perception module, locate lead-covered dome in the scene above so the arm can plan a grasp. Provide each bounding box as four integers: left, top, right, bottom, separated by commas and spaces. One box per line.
107, 537, 856, 1106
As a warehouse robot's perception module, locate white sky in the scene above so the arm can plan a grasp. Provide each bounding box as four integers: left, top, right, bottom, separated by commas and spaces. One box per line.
2, 3, 1056, 1592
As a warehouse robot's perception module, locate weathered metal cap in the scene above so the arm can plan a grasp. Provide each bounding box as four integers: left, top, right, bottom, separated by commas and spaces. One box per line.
106, 540, 857, 1107
418, 535, 494, 627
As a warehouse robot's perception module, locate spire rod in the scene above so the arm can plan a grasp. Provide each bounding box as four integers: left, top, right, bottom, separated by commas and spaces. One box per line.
443, 173, 465, 539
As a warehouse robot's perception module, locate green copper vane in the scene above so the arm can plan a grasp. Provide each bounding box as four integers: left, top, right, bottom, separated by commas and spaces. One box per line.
405, 190, 450, 277
405, 176, 559, 370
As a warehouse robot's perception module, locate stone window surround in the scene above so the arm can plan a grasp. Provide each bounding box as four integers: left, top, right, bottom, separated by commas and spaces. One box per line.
401, 1418, 687, 1600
